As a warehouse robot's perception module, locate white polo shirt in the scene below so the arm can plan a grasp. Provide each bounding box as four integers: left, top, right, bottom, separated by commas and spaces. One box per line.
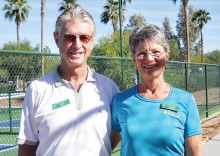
17, 66, 119, 156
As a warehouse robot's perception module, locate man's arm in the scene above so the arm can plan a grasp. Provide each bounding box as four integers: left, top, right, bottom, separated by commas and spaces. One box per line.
111, 130, 121, 150
18, 144, 37, 156
185, 134, 203, 156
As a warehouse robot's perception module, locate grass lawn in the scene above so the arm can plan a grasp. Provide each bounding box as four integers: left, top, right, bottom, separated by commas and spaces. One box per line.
199, 105, 220, 119
111, 151, 120, 156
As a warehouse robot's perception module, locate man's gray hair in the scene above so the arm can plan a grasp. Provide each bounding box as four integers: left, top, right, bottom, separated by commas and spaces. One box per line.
129, 24, 169, 54
55, 7, 96, 35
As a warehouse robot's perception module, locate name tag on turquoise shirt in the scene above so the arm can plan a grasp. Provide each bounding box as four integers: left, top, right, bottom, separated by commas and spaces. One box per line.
52, 99, 70, 110
160, 103, 179, 112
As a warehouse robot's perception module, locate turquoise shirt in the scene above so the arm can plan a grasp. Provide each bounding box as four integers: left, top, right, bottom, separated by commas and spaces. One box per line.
111, 86, 202, 156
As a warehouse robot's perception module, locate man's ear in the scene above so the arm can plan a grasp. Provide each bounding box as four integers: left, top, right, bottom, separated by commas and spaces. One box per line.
53, 32, 59, 46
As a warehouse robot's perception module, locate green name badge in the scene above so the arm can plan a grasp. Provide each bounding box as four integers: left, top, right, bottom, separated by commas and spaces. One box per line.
52, 99, 70, 110
160, 103, 179, 112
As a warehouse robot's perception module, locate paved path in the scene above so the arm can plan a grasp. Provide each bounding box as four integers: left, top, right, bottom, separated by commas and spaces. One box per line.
203, 133, 220, 156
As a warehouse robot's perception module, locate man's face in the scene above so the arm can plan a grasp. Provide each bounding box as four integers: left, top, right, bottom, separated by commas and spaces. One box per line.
54, 18, 94, 68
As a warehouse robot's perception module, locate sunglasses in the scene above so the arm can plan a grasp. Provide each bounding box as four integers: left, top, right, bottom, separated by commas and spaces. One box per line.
60, 34, 92, 44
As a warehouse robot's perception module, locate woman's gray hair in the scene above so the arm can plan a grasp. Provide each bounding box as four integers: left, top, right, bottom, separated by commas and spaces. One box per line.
129, 24, 169, 54
55, 7, 96, 35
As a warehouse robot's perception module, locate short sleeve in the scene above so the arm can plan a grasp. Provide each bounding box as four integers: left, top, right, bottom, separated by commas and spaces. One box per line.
184, 95, 202, 138
17, 82, 39, 145
111, 95, 121, 132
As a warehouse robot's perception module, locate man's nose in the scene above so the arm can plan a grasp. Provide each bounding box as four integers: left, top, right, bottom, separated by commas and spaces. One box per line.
71, 37, 82, 49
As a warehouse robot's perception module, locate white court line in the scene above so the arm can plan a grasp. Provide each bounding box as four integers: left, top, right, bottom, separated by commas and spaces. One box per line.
0, 144, 18, 153
0, 93, 25, 100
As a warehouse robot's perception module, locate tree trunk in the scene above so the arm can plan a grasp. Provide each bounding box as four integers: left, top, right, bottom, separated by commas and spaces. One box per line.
183, 0, 190, 63
41, 0, 45, 76
201, 30, 204, 63
113, 20, 118, 33
16, 20, 20, 47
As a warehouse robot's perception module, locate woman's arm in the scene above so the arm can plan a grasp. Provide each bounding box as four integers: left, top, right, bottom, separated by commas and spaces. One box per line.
185, 134, 203, 156
111, 130, 121, 150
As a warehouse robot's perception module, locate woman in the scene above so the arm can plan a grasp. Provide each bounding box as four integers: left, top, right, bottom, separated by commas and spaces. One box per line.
111, 24, 203, 156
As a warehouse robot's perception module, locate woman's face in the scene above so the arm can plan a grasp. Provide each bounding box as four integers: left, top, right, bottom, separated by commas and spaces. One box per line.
132, 40, 170, 81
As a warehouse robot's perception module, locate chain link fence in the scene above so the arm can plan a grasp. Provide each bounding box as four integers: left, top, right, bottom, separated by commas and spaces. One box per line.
0, 50, 219, 155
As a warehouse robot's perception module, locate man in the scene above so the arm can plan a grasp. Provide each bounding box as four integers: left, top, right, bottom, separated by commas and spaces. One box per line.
17, 7, 119, 156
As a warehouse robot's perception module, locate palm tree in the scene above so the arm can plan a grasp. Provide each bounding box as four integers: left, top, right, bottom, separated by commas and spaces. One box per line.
101, 0, 119, 32
192, 9, 211, 63
121, 0, 132, 8
171, 0, 190, 62
101, 0, 126, 33
3, 0, 31, 47
58, 0, 80, 12
41, 0, 45, 76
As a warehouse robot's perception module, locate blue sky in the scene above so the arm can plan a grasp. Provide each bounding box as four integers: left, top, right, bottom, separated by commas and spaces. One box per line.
0, 0, 219, 54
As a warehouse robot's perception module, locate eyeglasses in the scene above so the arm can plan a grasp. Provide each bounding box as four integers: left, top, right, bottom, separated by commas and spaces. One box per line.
133, 51, 164, 60
59, 34, 93, 44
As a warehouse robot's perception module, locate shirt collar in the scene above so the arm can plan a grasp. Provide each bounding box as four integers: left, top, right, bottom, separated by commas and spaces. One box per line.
53, 65, 96, 87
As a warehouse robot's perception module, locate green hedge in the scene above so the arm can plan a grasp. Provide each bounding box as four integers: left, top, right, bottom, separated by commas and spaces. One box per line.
0, 83, 16, 92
